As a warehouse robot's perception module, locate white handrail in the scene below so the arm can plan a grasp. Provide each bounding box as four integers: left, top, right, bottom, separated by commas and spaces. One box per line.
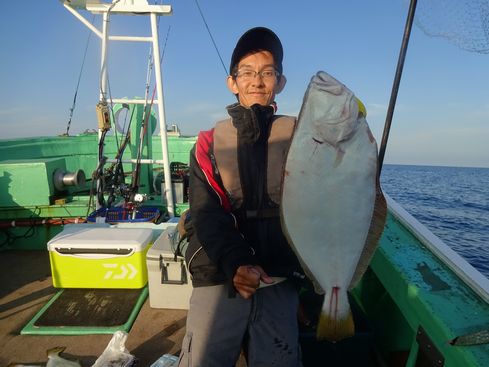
150, 12, 174, 217
62, 0, 175, 216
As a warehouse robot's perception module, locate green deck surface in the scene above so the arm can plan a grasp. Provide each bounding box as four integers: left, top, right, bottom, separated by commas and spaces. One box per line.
21, 287, 148, 335
353, 212, 489, 366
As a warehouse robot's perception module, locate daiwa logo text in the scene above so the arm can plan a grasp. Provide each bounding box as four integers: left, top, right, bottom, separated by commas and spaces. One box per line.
103, 263, 138, 280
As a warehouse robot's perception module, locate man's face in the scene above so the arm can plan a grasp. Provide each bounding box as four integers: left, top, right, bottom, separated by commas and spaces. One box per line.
227, 50, 285, 108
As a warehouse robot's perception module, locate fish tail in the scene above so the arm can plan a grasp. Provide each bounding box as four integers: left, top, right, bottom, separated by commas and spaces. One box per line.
316, 287, 355, 341
47, 346, 65, 357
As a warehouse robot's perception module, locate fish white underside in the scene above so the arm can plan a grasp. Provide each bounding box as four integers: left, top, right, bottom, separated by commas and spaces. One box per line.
281, 71, 379, 339
282, 120, 377, 291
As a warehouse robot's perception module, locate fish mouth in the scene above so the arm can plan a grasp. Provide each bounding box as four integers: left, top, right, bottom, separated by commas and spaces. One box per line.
304, 73, 355, 126
310, 71, 344, 95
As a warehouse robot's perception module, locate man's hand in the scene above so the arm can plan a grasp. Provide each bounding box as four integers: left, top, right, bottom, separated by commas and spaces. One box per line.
233, 265, 274, 299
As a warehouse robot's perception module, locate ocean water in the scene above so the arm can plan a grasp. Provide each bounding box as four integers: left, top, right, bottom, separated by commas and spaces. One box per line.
380, 164, 489, 278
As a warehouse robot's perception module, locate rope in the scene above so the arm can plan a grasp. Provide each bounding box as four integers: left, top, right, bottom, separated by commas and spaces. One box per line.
193, 0, 228, 76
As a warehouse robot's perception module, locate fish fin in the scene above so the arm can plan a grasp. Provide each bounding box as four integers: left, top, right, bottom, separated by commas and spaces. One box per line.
298, 262, 325, 295
293, 257, 324, 295
350, 179, 387, 288
316, 287, 355, 341
449, 329, 489, 346
312, 279, 325, 295
46, 346, 81, 366
316, 308, 355, 342
47, 347, 66, 358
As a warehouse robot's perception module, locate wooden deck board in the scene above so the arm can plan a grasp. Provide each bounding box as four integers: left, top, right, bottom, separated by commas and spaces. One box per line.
0, 250, 187, 366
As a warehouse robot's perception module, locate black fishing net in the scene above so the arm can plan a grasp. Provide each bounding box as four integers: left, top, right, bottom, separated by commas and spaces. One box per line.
414, 0, 489, 53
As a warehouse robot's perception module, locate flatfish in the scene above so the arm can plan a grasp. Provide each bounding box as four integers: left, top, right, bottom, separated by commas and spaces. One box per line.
7, 346, 82, 367
281, 71, 386, 341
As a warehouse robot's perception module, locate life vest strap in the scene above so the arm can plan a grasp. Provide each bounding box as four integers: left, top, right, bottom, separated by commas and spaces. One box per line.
245, 208, 280, 218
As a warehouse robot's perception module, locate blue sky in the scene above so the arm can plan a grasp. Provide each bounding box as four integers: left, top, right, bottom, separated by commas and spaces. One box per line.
1, 1, 488, 168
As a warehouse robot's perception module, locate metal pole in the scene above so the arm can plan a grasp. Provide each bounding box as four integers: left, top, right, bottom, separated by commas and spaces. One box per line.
63, 4, 103, 39
100, 12, 109, 103
151, 13, 175, 217
377, 0, 418, 177
95, 11, 111, 210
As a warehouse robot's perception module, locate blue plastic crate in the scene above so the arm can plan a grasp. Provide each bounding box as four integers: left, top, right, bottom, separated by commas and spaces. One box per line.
87, 206, 161, 224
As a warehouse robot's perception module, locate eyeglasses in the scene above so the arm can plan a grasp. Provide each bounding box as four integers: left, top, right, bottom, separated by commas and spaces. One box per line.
234, 68, 279, 80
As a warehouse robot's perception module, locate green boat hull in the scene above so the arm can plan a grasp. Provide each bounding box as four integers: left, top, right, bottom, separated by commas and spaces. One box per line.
1, 135, 488, 366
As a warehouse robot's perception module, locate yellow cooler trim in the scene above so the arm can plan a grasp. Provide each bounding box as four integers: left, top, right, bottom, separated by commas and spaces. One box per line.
50, 244, 152, 289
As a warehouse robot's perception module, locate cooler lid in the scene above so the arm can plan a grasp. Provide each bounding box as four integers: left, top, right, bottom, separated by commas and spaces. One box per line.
48, 227, 153, 252
147, 226, 178, 260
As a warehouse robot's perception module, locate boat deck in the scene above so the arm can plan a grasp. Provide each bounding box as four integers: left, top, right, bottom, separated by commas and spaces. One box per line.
0, 250, 188, 366
0, 249, 373, 367
3, 205, 489, 366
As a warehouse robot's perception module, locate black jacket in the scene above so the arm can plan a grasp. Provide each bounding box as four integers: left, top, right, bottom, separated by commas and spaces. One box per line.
185, 103, 303, 287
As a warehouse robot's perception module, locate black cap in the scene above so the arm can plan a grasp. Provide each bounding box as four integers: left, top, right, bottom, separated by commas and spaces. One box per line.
229, 27, 283, 76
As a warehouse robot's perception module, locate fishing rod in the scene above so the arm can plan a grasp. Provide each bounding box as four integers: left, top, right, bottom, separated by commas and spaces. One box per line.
64, 15, 94, 137
377, 0, 418, 177
194, 0, 228, 76
130, 25, 171, 200
106, 105, 136, 207
131, 87, 157, 195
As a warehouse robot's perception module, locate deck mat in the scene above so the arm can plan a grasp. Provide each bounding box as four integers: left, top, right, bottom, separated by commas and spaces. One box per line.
21, 286, 148, 335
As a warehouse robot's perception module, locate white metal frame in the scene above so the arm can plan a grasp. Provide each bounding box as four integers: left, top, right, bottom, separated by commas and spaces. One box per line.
61, 0, 176, 216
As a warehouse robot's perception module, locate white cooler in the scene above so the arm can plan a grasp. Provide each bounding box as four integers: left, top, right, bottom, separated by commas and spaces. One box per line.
146, 227, 193, 309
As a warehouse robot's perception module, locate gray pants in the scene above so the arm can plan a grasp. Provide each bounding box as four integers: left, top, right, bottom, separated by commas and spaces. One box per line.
178, 281, 302, 367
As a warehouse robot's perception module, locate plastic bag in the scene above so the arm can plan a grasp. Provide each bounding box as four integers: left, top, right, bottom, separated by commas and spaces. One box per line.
150, 354, 179, 367
92, 331, 137, 367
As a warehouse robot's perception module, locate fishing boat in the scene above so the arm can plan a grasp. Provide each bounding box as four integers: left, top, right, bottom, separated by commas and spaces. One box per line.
1, 1, 488, 366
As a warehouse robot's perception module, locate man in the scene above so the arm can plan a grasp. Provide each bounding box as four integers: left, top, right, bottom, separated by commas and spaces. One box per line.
179, 27, 304, 367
